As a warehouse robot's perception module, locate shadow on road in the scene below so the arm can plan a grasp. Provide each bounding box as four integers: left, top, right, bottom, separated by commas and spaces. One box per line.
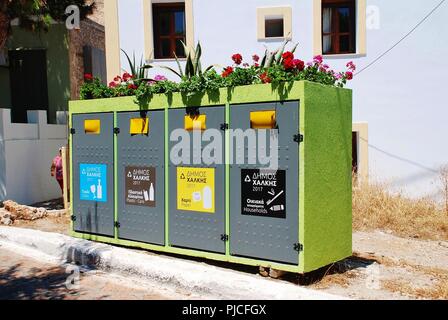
0, 262, 106, 300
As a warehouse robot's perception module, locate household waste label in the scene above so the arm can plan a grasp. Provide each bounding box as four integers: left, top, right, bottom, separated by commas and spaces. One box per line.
177, 167, 215, 213
125, 166, 156, 207
241, 169, 286, 219
80, 163, 107, 202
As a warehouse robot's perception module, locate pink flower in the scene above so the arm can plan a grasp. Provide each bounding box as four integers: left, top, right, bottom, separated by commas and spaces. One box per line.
252, 54, 260, 62
306, 62, 313, 67
243, 63, 250, 67
346, 61, 356, 71
335, 73, 343, 80
154, 75, 168, 81
313, 55, 323, 64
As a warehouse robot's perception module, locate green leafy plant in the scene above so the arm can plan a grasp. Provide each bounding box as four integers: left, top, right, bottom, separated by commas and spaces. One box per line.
79, 42, 356, 106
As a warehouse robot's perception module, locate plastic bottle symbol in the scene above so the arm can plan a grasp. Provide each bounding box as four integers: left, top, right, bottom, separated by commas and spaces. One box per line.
202, 186, 212, 210
97, 179, 103, 200
149, 183, 155, 202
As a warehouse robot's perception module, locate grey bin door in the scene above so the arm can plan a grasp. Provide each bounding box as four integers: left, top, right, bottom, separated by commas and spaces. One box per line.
116, 111, 165, 245
230, 102, 299, 264
72, 113, 115, 237
169, 106, 226, 254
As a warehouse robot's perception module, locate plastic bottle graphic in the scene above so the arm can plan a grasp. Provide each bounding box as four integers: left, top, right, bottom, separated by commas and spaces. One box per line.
149, 183, 155, 202
97, 179, 102, 200
202, 186, 212, 210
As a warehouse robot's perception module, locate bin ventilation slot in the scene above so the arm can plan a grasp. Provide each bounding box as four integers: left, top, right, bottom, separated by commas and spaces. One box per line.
84, 119, 101, 134
130, 117, 149, 135
250, 111, 277, 129
185, 115, 207, 131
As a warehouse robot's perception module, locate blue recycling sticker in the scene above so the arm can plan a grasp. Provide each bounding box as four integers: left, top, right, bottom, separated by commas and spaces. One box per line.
80, 164, 107, 202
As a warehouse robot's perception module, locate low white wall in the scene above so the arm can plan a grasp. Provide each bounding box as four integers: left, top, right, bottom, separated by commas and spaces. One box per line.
0, 109, 68, 205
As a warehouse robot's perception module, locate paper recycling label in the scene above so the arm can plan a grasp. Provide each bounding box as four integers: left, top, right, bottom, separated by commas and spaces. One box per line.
177, 167, 215, 213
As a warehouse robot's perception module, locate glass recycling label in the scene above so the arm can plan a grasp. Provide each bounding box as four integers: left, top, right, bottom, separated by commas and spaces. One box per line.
241, 169, 286, 219
125, 166, 156, 207
79, 163, 107, 202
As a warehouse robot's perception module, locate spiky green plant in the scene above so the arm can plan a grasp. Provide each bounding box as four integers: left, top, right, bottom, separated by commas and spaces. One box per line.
121, 49, 153, 82
158, 42, 217, 80
259, 40, 299, 68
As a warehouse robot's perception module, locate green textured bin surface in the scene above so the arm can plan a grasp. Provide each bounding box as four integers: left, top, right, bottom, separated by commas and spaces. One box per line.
69, 81, 352, 273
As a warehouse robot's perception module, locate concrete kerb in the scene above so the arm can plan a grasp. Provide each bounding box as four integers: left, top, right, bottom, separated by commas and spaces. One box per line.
0, 226, 347, 300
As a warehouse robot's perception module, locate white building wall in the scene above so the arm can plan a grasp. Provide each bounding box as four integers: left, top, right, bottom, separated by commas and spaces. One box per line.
0, 109, 68, 205
115, 0, 448, 198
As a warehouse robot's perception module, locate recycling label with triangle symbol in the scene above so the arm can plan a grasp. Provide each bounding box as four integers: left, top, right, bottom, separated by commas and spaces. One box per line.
241, 169, 286, 219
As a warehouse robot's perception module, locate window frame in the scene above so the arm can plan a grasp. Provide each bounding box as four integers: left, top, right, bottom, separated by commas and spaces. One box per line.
152, 2, 186, 60
321, 0, 357, 55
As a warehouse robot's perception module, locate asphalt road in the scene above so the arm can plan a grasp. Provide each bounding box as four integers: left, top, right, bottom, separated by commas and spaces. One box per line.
0, 246, 174, 300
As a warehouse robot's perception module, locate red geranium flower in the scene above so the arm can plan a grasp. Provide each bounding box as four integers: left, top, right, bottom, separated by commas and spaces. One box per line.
232, 54, 243, 65
293, 59, 305, 71
222, 66, 234, 78
260, 72, 271, 84
282, 52, 294, 61
109, 81, 117, 88
127, 83, 138, 90
283, 58, 294, 70
84, 73, 93, 81
114, 75, 122, 82
345, 71, 353, 80
123, 73, 133, 82
252, 54, 260, 63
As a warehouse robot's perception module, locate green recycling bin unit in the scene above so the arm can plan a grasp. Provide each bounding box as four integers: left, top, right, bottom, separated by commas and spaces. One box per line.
69, 81, 352, 274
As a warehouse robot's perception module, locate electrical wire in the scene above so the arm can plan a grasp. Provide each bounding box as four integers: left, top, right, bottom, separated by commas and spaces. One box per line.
356, 0, 446, 76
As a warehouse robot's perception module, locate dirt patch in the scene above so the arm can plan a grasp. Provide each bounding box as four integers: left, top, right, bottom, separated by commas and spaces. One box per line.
12, 215, 71, 235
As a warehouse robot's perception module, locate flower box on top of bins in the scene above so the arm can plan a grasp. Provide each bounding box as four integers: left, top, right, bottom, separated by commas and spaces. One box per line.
69, 44, 354, 274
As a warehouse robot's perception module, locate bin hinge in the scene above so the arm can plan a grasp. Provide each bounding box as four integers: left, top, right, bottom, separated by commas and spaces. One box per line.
114, 127, 120, 135
293, 243, 304, 253
293, 134, 304, 143
71, 215, 77, 222
114, 221, 121, 228
70, 128, 76, 135
220, 123, 229, 131
220, 234, 229, 242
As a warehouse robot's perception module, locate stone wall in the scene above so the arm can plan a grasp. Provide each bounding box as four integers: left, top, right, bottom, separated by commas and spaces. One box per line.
68, 0, 105, 100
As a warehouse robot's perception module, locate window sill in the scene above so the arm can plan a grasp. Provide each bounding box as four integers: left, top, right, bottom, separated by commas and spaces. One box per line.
258, 36, 292, 42
149, 58, 187, 63
322, 53, 366, 59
